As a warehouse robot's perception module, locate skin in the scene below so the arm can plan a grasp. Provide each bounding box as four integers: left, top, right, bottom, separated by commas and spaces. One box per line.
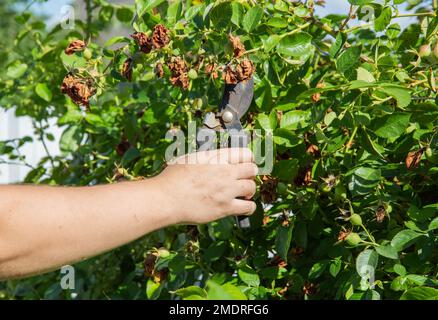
0, 148, 257, 280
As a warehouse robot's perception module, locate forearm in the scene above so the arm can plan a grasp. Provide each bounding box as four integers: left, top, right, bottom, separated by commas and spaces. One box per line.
0, 179, 177, 280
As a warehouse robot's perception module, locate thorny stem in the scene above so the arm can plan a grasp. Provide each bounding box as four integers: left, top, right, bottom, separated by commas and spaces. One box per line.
344, 12, 436, 33
345, 126, 358, 150
37, 121, 55, 168
361, 223, 376, 244
85, 0, 93, 40
339, 5, 356, 32
0, 160, 36, 170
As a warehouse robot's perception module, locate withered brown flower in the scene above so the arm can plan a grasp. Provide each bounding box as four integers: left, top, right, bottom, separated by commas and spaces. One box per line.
306, 144, 320, 157
116, 139, 131, 156
121, 58, 133, 82
65, 40, 86, 55
260, 175, 278, 203
376, 206, 386, 223
223, 60, 255, 84
228, 33, 246, 58
61, 73, 96, 107
204, 63, 219, 79
131, 32, 153, 54
155, 62, 164, 78
167, 56, 189, 89
406, 149, 423, 169
235, 60, 255, 81
152, 24, 170, 49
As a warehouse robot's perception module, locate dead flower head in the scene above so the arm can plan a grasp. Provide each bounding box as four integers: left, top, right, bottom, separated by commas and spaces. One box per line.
406, 149, 423, 170
375, 206, 386, 223
228, 33, 246, 58
131, 32, 153, 54
167, 56, 189, 89
260, 175, 278, 204
65, 40, 86, 55
152, 24, 170, 49
223, 60, 255, 84
155, 62, 164, 78
61, 73, 96, 107
205, 63, 219, 79
121, 58, 133, 81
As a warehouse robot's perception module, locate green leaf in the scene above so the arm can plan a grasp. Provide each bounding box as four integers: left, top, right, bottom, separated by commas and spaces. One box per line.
206, 281, 247, 300
242, 5, 263, 33
378, 85, 412, 108
400, 287, 438, 300
375, 245, 399, 260
146, 279, 162, 299
275, 222, 293, 260
348, 0, 375, 4
337, 46, 361, 75
35, 83, 52, 102
356, 249, 378, 278
266, 17, 287, 28
428, 217, 438, 231
329, 259, 342, 277
357, 67, 375, 83
135, 0, 165, 17
174, 286, 207, 300
273, 159, 299, 182
122, 147, 141, 166
104, 36, 129, 47
116, 7, 134, 23
329, 32, 347, 58
231, 1, 244, 27
277, 33, 313, 59
210, 1, 232, 28
348, 167, 381, 195
238, 265, 260, 287
280, 110, 310, 130
60, 126, 81, 153
7, 62, 27, 79
391, 230, 423, 252
393, 264, 406, 276
372, 113, 411, 139
374, 6, 392, 32
263, 35, 281, 52
308, 260, 329, 280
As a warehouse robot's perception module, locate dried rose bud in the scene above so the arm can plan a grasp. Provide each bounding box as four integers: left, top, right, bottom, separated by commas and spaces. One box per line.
235, 59, 255, 81
116, 139, 130, 156
204, 63, 219, 79
61, 73, 96, 107
223, 65, 238, 84
152, 24, 170, 49
311, 92, 321, 103
406, 149, 423, 169
376, 206, 386, 223
260, 175, 278, 204
167, 56, 189, 89
228, 33, 246, 58
155, 62, 164, 78
306, 144, 320, 157
121, 58, 133, 81
131, 32, 153, 54
65, 40, 86, 55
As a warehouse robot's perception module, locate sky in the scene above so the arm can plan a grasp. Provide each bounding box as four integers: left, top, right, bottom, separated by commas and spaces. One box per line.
30, 0, 415, 29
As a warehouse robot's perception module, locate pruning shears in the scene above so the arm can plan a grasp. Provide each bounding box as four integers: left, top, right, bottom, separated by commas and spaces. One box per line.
196, 77, 255, 229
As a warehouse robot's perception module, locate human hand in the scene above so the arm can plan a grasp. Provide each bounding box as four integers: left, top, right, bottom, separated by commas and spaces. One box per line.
155, 148, 258, 225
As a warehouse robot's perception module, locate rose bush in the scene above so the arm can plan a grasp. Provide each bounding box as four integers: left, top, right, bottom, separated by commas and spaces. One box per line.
0, 0, 437, 300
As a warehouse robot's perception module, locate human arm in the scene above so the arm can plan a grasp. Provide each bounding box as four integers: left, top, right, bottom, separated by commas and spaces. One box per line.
0, 148, 257, 280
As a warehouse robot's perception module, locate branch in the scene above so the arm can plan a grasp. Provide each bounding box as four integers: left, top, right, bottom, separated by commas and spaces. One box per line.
85, 0, 93, 40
